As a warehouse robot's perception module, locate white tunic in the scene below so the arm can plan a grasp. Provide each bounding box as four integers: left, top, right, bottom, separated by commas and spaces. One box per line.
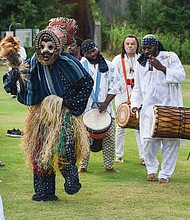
81, 57, 121, 118
131, 51, 186, 139
112, 53, 139, 107
112, 53, 144, 159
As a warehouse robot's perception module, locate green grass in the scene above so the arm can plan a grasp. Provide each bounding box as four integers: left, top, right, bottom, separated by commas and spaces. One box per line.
0, 64, 190, 220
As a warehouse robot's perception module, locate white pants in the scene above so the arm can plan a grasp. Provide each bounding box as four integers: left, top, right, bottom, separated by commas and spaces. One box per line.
144, 138, 180, 180
115, 125, 144, 159
115, 93, 144, 160
0, 196, 5, 220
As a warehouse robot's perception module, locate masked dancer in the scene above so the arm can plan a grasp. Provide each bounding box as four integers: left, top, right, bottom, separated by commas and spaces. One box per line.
1, 17, 93, 201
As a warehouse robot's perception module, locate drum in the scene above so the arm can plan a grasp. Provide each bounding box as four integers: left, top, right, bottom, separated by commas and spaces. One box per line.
83, 109, 112, 139
89, 138, 102, 152
151, 105, 190, 139
116, 103, 139, 130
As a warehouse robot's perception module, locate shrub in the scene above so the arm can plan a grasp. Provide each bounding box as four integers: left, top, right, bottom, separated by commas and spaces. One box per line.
181, 39, 190, 65
106, 22, 190, 64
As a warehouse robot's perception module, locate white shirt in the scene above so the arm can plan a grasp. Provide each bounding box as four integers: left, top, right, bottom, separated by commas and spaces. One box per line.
19, 47, 27, 62
8, 46, 27, 71
81, 57, 121, 117
131, 51, 186, 139
112, 53, 139, 107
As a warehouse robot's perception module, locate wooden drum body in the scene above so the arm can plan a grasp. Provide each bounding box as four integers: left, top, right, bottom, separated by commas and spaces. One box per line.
116, 103, 139, 130
151, 105, 190, 139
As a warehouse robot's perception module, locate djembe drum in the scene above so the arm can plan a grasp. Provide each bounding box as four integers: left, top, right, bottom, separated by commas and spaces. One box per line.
151, 105, 190, 140
116, 103, 139, 130
83, 109, 112, 152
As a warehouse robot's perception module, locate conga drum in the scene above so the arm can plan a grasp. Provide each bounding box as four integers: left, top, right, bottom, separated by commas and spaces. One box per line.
151, 105, 190, 139
83, 109, 112, 152
116, 103, 139, 130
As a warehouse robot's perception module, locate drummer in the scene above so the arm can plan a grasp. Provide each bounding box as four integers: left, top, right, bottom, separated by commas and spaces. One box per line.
112, 35, 145, 165
131, 34, 186, 183
78, 39, 121, 173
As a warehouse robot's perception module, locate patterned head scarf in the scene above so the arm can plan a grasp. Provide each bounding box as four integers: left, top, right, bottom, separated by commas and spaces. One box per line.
141, 34, 160, 46
81, 40, 96, 54
81, 39, 108, 73
138, 34, 165, 66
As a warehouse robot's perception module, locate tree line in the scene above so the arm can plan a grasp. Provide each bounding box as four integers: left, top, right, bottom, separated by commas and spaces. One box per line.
1, 0, 190, 63
101, 0, 190, 64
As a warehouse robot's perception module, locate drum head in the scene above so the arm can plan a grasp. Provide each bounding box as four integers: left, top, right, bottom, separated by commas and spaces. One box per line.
83, 109, 111, 132
116, 103, 131, 128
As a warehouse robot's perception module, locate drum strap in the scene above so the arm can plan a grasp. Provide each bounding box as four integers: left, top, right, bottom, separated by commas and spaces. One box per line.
121, 55, 130, 105
83, 60, 101, 104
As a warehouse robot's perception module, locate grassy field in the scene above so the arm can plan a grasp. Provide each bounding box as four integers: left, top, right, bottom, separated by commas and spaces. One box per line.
0, 64, 190, 220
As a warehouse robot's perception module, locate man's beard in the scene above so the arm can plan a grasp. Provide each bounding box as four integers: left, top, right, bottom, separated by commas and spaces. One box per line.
88, 51, 100, 64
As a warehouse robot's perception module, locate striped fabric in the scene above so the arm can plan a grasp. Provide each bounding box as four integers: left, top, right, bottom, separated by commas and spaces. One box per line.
4, 52, 94, 116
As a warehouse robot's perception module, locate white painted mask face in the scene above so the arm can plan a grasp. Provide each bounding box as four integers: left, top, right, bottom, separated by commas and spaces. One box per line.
40, 40, 55, 62
34, 29, 61, 65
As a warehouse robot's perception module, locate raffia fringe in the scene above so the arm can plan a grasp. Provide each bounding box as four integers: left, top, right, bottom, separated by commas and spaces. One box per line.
22, 95, 89, 171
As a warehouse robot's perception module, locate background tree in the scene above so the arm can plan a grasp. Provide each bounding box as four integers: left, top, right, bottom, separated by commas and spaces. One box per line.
141, 1, 190, 38
105, 0, 190, 63
0, 0, 76, 32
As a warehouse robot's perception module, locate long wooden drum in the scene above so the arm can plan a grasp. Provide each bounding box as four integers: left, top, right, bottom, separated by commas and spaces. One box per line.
151, 105, 190, 139
116, 103, 139, 130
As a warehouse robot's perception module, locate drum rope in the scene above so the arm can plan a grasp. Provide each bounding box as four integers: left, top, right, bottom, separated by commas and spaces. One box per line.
155, 106, 190, 139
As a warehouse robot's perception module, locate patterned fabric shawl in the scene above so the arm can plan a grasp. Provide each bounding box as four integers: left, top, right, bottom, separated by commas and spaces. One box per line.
17, 52, 89, 106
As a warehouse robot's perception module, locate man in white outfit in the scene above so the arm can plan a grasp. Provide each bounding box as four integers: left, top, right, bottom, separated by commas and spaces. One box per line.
79, 39, 121, 173
131, 34, 186, 183
112, 35, 145, 165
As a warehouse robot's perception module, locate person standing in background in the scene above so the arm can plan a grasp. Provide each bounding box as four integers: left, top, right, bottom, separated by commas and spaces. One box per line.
8, 37, 27, 69
9, 37, 27, 99
67, 36, 83, 60
112, 35, 145, 165
18, 43, 27, 63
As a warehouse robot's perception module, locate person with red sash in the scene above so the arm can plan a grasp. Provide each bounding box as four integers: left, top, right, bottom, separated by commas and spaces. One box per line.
112, 35, 145, 165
